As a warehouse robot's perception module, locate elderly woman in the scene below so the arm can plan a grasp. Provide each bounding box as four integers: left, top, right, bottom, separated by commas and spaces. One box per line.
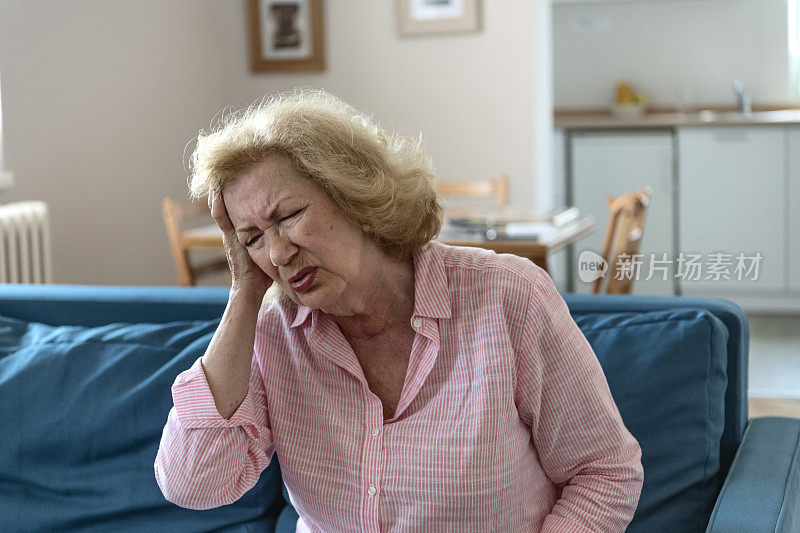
155, 90, 643, 531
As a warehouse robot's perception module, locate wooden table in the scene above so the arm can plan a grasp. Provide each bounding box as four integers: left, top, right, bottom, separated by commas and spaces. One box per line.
181, 216, 596, 274
438, 216, 595, 272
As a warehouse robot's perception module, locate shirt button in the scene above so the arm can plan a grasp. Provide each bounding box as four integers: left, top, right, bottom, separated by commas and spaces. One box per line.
367, 485, 377, 497
371, 427, 380, 438
412, 317, 422, 328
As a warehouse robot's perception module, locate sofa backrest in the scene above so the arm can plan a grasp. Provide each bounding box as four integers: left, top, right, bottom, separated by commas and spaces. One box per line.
0, 284, 230, 326
0, 285, 747, 532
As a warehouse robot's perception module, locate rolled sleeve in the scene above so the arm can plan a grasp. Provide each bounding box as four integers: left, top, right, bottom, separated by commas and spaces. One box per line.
171, 357, 262, 430
154, 355, 274, 510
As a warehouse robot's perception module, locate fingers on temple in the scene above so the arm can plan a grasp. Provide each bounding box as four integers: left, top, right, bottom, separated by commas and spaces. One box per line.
210, 190, 235, 234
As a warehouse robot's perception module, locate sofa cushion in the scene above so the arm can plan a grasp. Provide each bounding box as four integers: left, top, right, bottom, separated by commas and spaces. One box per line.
0, 314, 284, 532
573, 308, 728, 533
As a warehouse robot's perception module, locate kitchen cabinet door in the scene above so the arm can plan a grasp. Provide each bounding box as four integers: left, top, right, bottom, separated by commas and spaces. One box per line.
569, 130, 675, 295
678, 127, 785, 296
789, 128, 800, 293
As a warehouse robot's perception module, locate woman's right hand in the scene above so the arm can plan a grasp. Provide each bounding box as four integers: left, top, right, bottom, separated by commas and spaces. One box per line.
209, 190, 273, 297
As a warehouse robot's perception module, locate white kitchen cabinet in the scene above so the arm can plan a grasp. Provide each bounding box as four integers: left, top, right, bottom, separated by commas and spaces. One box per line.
568, 130, 675, 296
788, 128, 800, 293
677, 127, 786, 297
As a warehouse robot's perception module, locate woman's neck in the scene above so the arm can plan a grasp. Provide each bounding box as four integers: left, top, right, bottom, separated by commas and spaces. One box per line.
330, 255, 415, 340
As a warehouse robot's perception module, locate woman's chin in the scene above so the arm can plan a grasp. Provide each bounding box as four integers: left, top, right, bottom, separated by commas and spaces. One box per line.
292, 278, 345, 311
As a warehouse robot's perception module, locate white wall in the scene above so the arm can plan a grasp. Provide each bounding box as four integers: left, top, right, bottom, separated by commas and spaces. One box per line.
0, 0, 544, 285
0, 0, 233, 285
553, 0, 794, 108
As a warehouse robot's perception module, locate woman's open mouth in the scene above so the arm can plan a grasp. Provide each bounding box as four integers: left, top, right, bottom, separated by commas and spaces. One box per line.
289, 267, 318, 293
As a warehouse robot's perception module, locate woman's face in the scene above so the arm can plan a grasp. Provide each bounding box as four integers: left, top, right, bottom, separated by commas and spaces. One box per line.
223, 154, 380, 313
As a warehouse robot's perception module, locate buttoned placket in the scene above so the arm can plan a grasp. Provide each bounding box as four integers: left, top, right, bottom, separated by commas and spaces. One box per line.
355, 314, 440, 532
359, 388, 384, 532
306, 310, 442, 531
306, 312, 383, 531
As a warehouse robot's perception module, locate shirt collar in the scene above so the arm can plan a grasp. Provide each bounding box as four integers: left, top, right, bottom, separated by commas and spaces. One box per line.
411, 241, 452, 319
287, 240, 452, 328
289, 304, 312, 328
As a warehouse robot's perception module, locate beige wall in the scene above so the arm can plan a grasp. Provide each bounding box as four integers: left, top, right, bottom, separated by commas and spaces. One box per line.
0, 0, 543, 285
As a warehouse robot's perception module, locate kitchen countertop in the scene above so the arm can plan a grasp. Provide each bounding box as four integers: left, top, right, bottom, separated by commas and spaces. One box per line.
554, 109, 800, 129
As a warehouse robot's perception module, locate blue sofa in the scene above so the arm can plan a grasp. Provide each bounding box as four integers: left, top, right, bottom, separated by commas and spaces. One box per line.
0, 284, 797, 532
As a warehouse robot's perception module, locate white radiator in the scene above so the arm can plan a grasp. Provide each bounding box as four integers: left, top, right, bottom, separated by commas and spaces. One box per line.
0, 201, 53, 283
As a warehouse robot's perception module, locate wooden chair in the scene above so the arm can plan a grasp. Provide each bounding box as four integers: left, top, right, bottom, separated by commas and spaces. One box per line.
594, 188, 651, 294
436, 174, 510, 209
161, 197, 229, 286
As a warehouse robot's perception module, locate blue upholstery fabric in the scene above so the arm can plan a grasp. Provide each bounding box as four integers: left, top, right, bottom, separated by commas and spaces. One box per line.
572, 308, 729, 533
276, 505, 300, 533
707, 417, 800, 533
276, 480, 299, 532
0, 312, 283, 532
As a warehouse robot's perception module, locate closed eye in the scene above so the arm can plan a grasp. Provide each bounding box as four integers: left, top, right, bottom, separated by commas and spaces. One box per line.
280, 208, 303, 222
244, 234, 261, 247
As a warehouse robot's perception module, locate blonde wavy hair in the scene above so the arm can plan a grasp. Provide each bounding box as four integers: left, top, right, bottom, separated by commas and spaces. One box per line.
188, 89, 443, 259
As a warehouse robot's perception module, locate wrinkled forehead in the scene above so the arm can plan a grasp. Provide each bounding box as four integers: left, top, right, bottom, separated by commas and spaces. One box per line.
222, 156, 332, 229
224, 155, 310, 199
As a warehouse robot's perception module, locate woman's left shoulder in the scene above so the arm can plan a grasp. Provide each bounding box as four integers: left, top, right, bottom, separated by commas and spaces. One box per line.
489, 251, 545, 288
436, 242, 547, 296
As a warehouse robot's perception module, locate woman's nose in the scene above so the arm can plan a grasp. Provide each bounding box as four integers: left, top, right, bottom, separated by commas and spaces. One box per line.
266, 231, 298, 267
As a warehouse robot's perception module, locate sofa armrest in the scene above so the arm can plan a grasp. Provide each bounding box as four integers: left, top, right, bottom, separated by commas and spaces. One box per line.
706, 416, 800, 533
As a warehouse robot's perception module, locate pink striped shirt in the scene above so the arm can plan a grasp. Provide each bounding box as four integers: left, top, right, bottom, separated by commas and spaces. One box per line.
155, 241, 643, 532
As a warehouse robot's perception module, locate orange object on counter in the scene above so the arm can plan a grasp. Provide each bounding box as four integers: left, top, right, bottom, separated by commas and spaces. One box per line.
615, 81, 636, 105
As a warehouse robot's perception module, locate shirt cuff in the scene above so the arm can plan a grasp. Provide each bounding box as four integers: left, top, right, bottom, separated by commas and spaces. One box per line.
171, 357, 258, 429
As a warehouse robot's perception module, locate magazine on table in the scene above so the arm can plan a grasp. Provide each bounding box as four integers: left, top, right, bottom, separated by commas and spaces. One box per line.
441, 206, 580, 241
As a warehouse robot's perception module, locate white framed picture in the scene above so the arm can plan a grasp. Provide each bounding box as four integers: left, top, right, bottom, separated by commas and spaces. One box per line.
397, 0, 481, 35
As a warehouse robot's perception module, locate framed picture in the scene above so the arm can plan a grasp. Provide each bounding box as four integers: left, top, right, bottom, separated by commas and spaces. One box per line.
397, 0, 481, 35
248, 0, 324, 72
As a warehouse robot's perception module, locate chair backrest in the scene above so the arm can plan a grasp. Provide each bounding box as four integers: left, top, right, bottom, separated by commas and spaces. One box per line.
161, 197, 228, 286
436, 174, 510, 209
594, 188, 651, 294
